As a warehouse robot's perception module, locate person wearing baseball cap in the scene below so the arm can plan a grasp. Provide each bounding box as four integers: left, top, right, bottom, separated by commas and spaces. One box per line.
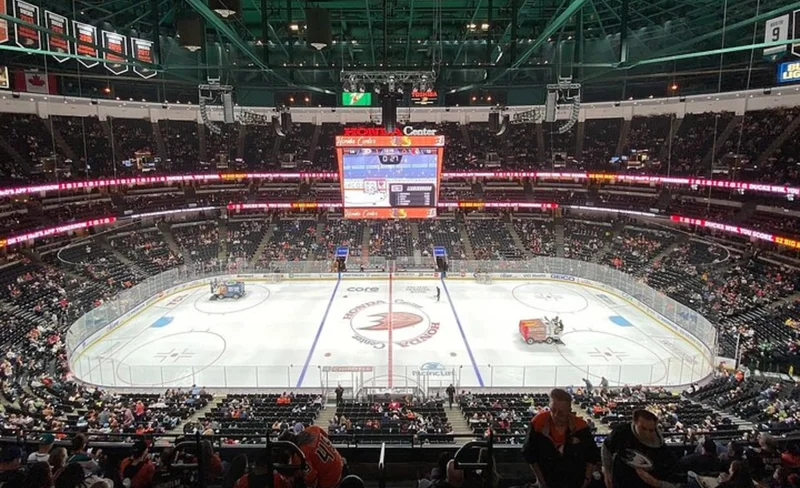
27, 433, 54, 464
119, 440, 155, 488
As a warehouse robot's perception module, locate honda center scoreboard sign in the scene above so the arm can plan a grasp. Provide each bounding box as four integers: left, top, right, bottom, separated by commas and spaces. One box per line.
336, 128, 445, 219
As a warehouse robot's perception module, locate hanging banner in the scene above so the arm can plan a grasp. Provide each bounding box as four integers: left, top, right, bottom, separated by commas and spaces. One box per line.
0, 1, 9, 44
763, 14, 790, 60
72, 21, 98, 68
44, 11, 70, 62
13, 0, 41, 50
102, 30, 128, 75
131, 37, 157, 79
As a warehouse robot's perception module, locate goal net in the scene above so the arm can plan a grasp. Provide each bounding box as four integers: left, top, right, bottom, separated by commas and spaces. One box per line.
475, 273, 492, 284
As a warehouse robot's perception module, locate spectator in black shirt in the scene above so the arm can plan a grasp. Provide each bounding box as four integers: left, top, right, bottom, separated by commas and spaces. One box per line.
679, 437, 719, 475
601, 409, 680, 488
0, 446, 24, 487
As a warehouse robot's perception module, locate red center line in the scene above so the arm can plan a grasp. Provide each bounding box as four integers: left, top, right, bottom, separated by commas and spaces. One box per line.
387, 272, 394, 388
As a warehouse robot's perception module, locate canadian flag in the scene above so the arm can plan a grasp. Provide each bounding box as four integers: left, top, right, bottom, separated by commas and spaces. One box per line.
14, 70, 56, 94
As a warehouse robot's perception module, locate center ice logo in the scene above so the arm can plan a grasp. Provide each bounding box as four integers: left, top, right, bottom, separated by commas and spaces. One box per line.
345, 300, 439, 349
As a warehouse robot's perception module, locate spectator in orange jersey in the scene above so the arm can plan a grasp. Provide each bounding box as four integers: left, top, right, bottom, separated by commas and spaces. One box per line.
277, 425, 345, 488
523, 388, 599, 488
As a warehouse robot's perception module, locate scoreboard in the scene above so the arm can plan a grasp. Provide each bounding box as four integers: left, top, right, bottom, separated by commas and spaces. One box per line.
335, 134, 445, 219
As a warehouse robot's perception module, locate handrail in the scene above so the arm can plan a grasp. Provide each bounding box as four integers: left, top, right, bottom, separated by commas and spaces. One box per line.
378, 442, 386, 488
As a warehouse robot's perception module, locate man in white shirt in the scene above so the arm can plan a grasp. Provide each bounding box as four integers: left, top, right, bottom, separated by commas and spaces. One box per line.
27, 433, 54, 463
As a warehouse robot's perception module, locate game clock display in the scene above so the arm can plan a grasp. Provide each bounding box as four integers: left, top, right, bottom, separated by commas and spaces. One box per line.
336, 141, 444, 219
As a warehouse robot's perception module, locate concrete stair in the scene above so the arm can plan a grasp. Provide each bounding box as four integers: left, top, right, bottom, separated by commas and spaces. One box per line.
237, 125, 247, 162
307, 124, 322, 161
459, 124, 471, 154
0, 134, 31, 173
411, 222, 421, 260
157, 222, 187, 265
575, 121, 585, 158
101, 118, 122, 161
703, 115, 742, 166
444, 405, 474, 445
217, 217, 229, 262
535, 123, 546, 163
43, 118, 78, 162
554, 218, 565, 258
593, 220, 625, 263
249, 218, 276, 267
615, 118, 631, 157
757, 112, 800, 166
199, 124, 208, 161
732, 200, 758, 225
315, 401, 338, 429
166, 395, 221, 435
659, 115, 683, 161
635, 234, 688, 277
361, 226, 372, 264
505, 222, 533, 258
152, 121, 167, 161
96, 237, 150, 279
457, 223, 475, 260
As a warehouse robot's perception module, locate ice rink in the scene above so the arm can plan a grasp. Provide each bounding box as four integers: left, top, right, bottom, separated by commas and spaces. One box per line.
69, 277, 713, 390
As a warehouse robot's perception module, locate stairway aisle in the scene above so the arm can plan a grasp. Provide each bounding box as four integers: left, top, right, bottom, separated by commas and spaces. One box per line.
445, 404, 474, 446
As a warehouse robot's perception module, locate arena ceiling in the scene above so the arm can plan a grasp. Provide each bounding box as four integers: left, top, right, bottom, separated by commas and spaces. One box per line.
2, 0, 798, 103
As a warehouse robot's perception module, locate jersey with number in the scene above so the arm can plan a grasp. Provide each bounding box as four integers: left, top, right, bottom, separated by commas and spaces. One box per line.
295, 425, 343, 488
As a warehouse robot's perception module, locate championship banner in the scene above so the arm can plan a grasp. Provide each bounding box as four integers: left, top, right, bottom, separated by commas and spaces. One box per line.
44, 11, 70, 63
102, 31, 128, 75
131, 37, 156, 79
0, 1, 9, 44
72, 21, 98, 68
13, 0, 41, 50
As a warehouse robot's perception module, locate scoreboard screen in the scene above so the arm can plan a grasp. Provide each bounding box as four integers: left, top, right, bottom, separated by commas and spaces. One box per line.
336, 135, 445, 219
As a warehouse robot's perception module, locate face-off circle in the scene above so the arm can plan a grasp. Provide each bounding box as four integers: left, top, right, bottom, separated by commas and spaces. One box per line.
512, 283, 589, 313
346, 299, 439, 349
555, 330, 668, 385
113, 331, 226, 386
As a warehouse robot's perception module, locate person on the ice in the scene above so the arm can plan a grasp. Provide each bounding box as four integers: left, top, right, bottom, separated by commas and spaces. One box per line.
436, 286, 441, 302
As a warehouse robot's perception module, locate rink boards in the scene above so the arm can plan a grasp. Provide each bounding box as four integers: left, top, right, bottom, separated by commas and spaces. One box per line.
67, 271, 715, 390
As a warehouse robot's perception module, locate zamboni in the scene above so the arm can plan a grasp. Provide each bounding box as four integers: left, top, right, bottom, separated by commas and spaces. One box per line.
210, 279, 246, 300
519, 316, 564, 345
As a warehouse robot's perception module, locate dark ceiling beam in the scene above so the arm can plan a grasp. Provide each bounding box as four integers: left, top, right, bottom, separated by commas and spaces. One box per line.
619, 0, 628, 63
184, 0, 314, 91
96, 0, 150, 24
491, 0, 526, 63
450, 0, 484, 67
630, 38, 798, 68
260, 0, 269, 65
487, 0, 589, 83
365, 0, 378, 65
404, 0, 416, 65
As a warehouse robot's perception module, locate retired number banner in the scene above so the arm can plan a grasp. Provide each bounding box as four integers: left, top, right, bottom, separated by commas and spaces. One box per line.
13, 0, 41, 50
44, 11, 69, 62
131, 37, 157, 79
72, 21, 98, 68
102, 31, 128, 75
